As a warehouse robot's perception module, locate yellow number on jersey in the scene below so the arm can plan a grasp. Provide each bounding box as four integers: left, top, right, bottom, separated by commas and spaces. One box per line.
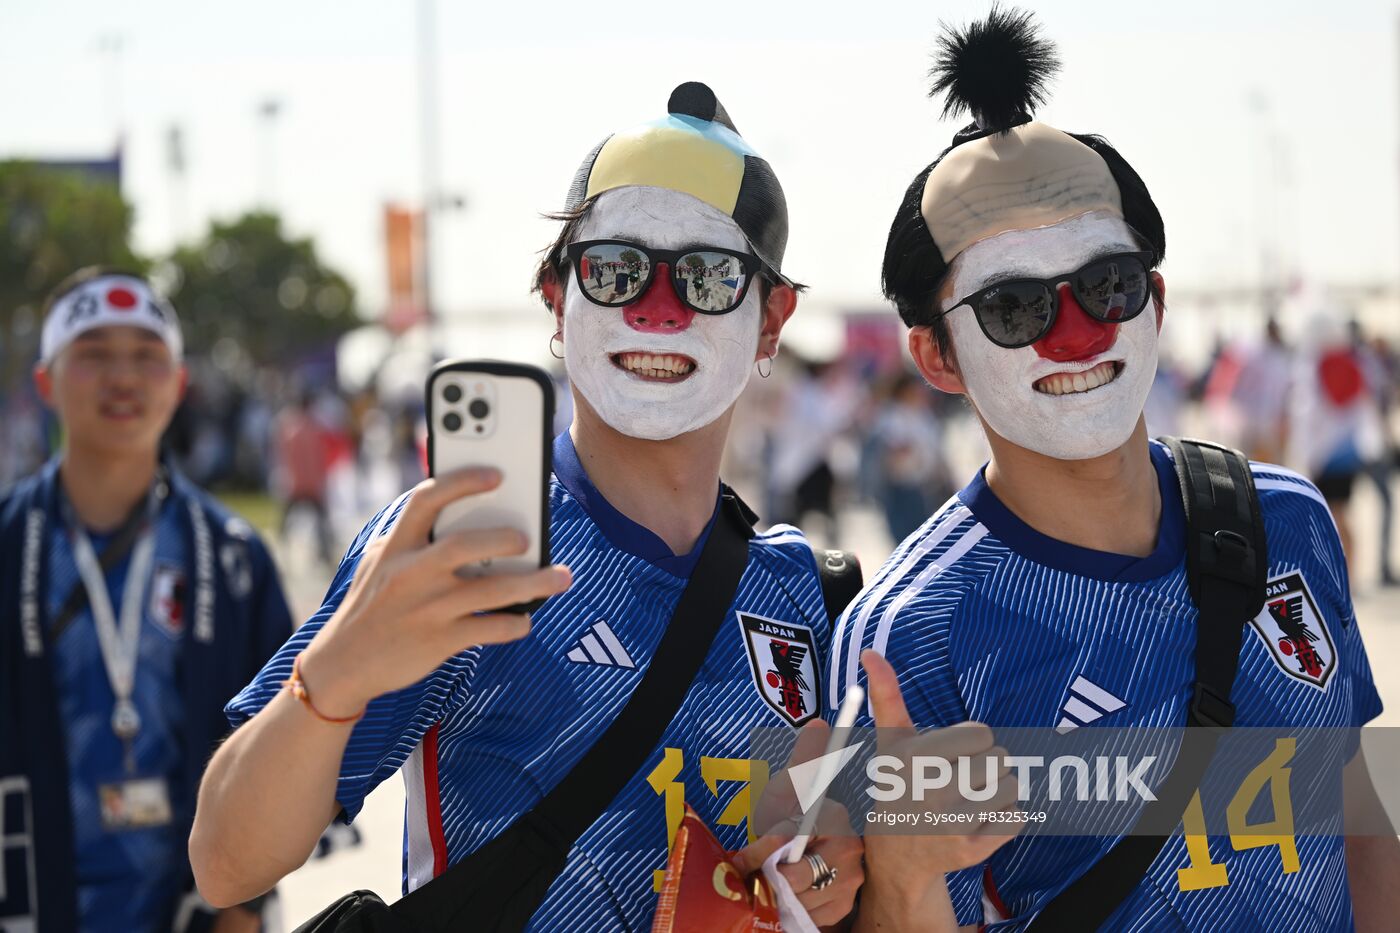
647, 748, 764, 892
1177, 737, 1300, 891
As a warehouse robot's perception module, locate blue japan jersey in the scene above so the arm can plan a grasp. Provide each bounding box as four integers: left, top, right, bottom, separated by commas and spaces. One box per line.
229, 434, 832, 931
830, 442, 1382, 932
45, 499, 190, 933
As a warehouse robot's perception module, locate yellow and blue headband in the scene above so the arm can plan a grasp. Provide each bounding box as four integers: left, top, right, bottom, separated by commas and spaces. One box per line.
564, 81, 790, 279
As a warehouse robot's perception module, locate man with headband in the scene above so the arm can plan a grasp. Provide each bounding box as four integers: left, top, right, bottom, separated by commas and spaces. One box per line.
831, 9, 1400, 931
0, 268, 294, 931
192, 82, 864, 930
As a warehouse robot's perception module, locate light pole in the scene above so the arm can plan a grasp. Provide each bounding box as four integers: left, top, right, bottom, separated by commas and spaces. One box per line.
257, 98, 283, 211
96, 33, 125, 148
167, 124, 188, 246
419, 0, 440, 324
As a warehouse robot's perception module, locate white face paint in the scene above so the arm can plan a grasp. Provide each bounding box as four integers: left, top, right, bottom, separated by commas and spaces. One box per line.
941, 211, 1160, 460
562, 187, 762, 441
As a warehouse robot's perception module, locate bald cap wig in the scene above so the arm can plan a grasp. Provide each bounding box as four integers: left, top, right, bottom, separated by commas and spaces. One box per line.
883, 6, 1165, 330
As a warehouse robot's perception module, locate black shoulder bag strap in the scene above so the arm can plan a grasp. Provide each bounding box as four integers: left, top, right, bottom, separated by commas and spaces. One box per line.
391, 488, 757, 932
1027, 438, 1268, 932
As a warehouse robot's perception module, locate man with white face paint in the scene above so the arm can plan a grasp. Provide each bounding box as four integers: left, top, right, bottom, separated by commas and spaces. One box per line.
554, 185, 770, 443
831, 9, 1399, 932
194, 82, 865, 931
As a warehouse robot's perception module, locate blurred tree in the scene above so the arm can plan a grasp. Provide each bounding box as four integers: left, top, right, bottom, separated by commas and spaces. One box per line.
165, 211, 360, 365
0, 160, 144, 389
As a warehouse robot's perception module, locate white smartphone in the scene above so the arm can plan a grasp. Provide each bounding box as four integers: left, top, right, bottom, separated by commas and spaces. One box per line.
426, 360, 554, 613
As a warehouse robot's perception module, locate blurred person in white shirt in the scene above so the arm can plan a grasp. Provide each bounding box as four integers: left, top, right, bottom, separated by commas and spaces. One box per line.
1287, 310, 1386, 570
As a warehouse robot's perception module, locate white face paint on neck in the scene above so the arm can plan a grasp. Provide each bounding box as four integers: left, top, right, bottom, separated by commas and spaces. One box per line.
941, 211, 1160, 460
562, 187, 762, 441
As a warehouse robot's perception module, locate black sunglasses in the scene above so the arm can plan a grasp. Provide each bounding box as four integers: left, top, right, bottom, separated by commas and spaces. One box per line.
935, 251, 1156, 349
564, 239, 780, 315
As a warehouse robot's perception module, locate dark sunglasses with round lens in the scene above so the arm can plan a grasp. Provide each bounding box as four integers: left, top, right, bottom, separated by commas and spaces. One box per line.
564, 239, 781, 315
935, 251, 1156, 349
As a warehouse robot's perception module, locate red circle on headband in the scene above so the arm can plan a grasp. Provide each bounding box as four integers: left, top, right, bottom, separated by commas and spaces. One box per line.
106, 287, 138, 310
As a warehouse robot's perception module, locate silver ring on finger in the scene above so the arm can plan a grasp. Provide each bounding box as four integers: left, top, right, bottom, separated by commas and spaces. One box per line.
805, 852, 838, 891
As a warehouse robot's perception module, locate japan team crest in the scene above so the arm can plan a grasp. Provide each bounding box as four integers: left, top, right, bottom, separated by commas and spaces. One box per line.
1249, 571, 1336, 690
738, 612, 820, 726
149, 563, 188, 638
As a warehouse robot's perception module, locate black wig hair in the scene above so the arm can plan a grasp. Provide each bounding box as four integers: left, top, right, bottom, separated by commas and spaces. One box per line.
882, 6, 1166, 342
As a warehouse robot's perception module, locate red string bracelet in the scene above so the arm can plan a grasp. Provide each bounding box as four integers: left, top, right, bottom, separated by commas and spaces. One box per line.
283, 652, 365, 724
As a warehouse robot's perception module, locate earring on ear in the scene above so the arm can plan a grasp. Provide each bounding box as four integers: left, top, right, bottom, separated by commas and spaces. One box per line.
756, 352, 773, 379
549, 332, 565, 360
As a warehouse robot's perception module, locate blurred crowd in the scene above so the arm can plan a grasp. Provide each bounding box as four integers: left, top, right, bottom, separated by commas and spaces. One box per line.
1190, 314, 1398, 583
3, 310, 1396, 585
727, 310, 1398, 586
0, 365, 426, 571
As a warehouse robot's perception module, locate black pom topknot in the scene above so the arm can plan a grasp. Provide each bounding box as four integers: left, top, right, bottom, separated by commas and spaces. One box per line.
928, 5, 1059, 133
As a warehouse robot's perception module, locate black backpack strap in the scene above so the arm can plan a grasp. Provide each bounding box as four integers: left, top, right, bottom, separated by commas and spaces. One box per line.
815, 548, 863, 624
1027, 438, 1267, 932
392, 488, 757, 932
1168, 438, 1269, 727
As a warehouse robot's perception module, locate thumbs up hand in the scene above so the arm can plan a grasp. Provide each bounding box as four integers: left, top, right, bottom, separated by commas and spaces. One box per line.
862, 650, 1022, 875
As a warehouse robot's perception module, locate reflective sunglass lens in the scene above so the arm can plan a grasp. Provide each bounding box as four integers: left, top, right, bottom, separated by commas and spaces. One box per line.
974, 283, 1053, 347
577, 244, 651, 305
1074, 256, 1150, 322
672, 250, 749, 313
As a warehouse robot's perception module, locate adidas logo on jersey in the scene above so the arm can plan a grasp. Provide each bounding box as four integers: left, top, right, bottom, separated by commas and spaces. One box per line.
566, 621, 636, 669
1055, 675, 1127, 733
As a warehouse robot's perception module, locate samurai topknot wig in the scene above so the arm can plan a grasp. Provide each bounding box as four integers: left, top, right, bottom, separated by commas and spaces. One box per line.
883, 5, 1165, 329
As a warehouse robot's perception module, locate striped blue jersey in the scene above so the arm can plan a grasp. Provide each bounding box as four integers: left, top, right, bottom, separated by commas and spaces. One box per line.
829, 441, 1382, 932
228, 434, 832, 931
45, 497, 191, 933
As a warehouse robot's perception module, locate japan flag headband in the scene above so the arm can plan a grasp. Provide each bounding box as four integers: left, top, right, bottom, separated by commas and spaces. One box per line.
40, 274, 184, 364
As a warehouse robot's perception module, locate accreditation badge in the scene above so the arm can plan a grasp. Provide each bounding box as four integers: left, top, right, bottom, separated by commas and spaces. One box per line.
98, 776, 173, 831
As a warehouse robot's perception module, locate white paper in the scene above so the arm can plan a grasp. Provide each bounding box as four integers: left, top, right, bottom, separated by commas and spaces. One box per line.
761, 840, 822, 933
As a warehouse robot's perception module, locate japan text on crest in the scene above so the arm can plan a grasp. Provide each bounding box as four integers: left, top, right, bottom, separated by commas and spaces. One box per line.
1249, 571, 1336, 690
737, 612, 820, 726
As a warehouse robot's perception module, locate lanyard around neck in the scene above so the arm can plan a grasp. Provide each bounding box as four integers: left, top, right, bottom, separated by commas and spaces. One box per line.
59, 475, 166, 752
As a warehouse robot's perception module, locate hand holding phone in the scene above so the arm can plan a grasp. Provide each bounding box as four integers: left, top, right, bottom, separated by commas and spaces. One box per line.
298, 467, 571, 718
296, 362, 561, 716
427, 360, 555, 611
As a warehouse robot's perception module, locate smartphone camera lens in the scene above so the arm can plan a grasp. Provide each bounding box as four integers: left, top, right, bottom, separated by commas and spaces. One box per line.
442, 412, 463, 432
469, 398, 490, 420
442, 384, 463, 403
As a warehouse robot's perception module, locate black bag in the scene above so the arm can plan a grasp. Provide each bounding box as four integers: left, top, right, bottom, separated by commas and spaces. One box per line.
1025, 438, 1268, 932
294, 490, 760, 933
814, 548, 863, 625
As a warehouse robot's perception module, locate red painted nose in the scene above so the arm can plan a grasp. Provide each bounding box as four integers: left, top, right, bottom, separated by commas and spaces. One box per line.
623, 263, 696, 333
1034, 283, 1118, 362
